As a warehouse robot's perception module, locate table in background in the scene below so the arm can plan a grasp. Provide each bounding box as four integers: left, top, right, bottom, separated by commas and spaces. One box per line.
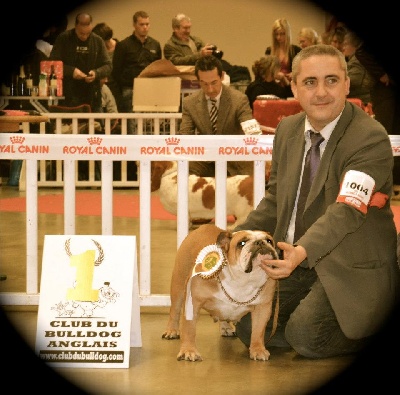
0, 96, 64, 113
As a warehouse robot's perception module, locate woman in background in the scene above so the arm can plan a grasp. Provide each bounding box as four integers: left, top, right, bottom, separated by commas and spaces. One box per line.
265, 18, 301, 81
298, 27, 321, 48
245, 55, 293, 109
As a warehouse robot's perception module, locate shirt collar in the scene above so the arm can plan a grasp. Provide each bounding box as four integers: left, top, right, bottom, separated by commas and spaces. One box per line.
304, 108, 343, 142
206, 90, 222, 104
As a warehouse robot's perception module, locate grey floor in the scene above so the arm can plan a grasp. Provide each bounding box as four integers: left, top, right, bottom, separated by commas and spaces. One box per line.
1, 184, 399, 394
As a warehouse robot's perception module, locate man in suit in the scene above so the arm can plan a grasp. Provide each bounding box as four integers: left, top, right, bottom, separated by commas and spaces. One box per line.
234, 44, 400, 358
178, 56, 254, 176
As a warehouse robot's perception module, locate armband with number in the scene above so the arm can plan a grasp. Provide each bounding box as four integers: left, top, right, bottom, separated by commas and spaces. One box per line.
336, 170, 375, 214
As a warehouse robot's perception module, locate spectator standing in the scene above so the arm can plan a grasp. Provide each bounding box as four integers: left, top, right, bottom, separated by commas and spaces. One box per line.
298, 27, 320, 49
245, 55, 293, 109
320, 16, 346, 45
178, 56, 254, 177
92, 22, 118, 59
234, 44, 399, 358
164, 14, 215, 66
342, 31, 372, 105
112, 10, 161, 134
50, 13, 112, 113
92, 22, 120, 106
265, 18, 301, 81
329, 26, 347, 53
19, 16, 68, 88
356, 42, 400, 187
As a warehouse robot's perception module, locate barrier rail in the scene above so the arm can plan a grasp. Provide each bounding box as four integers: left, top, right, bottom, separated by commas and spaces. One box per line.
15, 112, 182, 190
1, 119, 399, 307
0, 130, 273, 306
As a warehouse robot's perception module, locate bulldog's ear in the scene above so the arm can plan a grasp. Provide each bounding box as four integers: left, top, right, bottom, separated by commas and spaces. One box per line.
216, 231, 232, 252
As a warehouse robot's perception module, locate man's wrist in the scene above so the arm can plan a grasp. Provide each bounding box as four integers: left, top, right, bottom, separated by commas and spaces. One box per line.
293, 244, 307, 262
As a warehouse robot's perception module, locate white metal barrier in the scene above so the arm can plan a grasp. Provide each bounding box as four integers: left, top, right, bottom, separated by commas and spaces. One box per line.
20, 112, 183, 190
1, 124, 399, 307
0, 130, 277, 306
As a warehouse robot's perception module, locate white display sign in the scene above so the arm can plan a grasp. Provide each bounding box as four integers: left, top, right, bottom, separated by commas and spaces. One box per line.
35, 235, 141, 369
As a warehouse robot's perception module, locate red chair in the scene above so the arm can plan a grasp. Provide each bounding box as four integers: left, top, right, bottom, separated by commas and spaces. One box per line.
253, 99, 303, 133
254, 98, 374, 135
347, 97, 363, 108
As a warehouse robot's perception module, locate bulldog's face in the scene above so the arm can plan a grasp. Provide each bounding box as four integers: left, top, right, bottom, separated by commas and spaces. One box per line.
217, 230, 279, 273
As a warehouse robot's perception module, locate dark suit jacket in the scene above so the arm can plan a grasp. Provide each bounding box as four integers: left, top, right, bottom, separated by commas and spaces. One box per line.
236, 101, 400, 339
178, 84, 253, 135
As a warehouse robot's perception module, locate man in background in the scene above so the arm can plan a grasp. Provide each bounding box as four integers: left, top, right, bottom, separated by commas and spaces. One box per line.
178, 56, 254, 177
112, 10, 161, 134
164, 13, 215, 65
50, 13, 112, 113
356, 42, 400, 193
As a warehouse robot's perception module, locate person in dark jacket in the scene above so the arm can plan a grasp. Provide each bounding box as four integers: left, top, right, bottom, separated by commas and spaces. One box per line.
50, 13, 112, 113
112, 10, 161, 134
355, 41, 400, 186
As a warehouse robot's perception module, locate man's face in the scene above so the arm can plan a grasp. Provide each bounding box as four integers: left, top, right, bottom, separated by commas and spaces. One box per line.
198, 68, 223, 99
174, 20, 191, 42
291, 55, 350, 131
75, 24, 92, 41
134, 17, 150, 39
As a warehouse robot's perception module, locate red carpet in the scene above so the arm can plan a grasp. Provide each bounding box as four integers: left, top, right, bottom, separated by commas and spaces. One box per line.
0, 193, 399, 231
0, 192, 177, 220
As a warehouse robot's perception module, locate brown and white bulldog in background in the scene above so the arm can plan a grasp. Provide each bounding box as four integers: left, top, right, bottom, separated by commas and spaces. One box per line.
162, 224, 278, 361
150, 161, 269, 230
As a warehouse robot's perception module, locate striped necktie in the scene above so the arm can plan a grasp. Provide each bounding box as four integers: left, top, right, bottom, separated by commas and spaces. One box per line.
210, 98, 218, 134
294, 131, 324, 242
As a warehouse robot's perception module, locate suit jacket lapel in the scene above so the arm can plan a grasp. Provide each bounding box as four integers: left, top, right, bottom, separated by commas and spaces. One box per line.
309, 102, 353, 202
197, 94, 212, 134
287, 128, 306, 209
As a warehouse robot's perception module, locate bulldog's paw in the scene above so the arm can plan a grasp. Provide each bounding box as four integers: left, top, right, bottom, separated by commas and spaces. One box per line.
219, 321, 236, 337
177, 348, 203, 362
161, 330, 180, 340
249, 346, 271, 361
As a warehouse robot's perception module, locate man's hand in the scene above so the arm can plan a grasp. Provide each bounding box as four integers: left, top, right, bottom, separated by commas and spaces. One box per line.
84, 70, 96, 83
73, 68, 87, 80
260, 242, 307, 280
200, 44, 214, 57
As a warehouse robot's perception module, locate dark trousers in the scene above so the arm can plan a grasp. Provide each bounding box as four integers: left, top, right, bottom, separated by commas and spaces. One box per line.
235, 267, 370, 358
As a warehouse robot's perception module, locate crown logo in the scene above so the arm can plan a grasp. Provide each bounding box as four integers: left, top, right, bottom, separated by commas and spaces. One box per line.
166, 137, 180, 145
244, 137, 258, 145
10, 136, 25, 144
87, 137, 102, 145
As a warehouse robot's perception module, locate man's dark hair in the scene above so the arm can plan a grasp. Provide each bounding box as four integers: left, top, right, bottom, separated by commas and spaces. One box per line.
195, 56, 223, 79
93, 22, 113, 41
133, 10, 149, 23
